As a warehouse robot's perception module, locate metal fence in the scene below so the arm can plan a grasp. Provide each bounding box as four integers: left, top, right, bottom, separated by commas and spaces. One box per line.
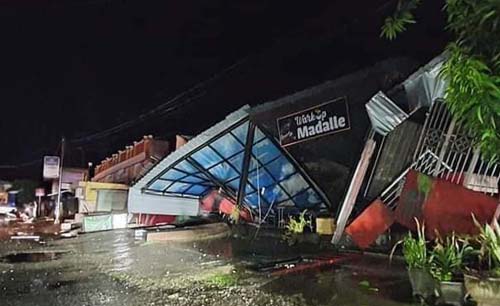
380, 100, 499, 210
413, 100, 499, 195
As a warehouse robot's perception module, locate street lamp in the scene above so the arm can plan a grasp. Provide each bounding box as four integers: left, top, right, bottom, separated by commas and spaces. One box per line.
87, 162, 93, 181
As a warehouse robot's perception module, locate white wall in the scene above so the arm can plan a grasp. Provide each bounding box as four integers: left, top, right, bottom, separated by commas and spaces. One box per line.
128, 188, 199, 216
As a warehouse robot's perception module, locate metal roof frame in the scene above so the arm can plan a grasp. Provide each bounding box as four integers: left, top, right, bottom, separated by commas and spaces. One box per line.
131, 104, 331, 210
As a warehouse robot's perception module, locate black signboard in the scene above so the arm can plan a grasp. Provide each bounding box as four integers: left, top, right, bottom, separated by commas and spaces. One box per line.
277, 97, 350, 147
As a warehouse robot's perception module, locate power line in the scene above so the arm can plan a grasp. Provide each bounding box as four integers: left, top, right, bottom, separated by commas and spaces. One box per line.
0, 158, 42, 169
70, 57, 249, 145
0, 59, 247, 169
4, 0, 398, 168
65, 0, 397, 146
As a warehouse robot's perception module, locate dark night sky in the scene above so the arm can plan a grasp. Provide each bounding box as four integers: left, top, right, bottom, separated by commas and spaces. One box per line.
0, 0, 448, 178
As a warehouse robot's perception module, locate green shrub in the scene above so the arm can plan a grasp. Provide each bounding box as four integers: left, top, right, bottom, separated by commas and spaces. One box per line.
472, 216, 500, 277
430, 232, 472, 281
285, 210, 311, 235
391, 219, 432, 270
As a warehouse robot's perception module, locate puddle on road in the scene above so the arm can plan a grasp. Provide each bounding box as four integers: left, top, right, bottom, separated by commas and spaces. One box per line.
261, 267, 413, 306
1, 251, 65, 263
0, 230, 416, 306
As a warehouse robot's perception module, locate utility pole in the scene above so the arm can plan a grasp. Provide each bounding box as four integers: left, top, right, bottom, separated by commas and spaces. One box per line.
54, 137, 65, 224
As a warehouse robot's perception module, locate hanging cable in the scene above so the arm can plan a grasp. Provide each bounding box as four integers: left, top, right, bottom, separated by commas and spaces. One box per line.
69, 57, 249, 145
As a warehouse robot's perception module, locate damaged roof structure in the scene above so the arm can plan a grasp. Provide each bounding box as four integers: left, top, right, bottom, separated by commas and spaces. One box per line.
335, 54, 500, 247
129, 56, 423, 219
130, 106, 328, 216
130, 53, 498, 241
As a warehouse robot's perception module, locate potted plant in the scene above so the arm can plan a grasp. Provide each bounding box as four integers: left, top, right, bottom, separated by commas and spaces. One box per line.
391, 219, 437, 302
430, 232, 472, 306
284, 210, 311, 245
463, 217, 500, 306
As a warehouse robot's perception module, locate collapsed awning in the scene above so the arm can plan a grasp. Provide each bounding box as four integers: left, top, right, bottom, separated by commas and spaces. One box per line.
131, 106, 327, 212
366, 91, 409, 136
403, 54, 447, 111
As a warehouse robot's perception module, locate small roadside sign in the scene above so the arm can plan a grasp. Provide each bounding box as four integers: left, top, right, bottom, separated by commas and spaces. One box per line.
35, 188, 45, 197
43, 156, 60, 179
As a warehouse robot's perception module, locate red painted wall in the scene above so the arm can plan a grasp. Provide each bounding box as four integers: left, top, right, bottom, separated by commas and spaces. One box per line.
138, 214, 176, 226
347, 170, 498, 249
345, 199, 394, 249
396, 170, 498, 238
423, 176, 497, 237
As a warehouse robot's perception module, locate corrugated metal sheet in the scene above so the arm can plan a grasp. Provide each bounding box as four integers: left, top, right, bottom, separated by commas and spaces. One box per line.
366, 91, 408, 136
403, 54, 447, 111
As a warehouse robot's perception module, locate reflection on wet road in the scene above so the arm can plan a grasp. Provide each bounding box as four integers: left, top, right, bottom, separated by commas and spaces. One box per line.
0, 230, 416, 306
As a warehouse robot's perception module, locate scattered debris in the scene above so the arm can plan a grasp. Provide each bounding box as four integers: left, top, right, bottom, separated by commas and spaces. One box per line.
60, 230, 78, 239
358, 280, 379, 292
11, 235, 40, 242
134, 229, 147, 240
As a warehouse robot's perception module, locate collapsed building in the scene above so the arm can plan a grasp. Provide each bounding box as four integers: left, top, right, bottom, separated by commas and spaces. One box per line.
339, 55, 499, 247
128, 58, 416, 222
127, 55, 499, 247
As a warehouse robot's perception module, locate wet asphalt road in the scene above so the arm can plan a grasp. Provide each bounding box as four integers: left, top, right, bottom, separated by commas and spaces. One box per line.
0, 229, 417, 306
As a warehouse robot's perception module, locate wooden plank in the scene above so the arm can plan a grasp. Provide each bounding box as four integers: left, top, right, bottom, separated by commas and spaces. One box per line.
332, 139, 376, 244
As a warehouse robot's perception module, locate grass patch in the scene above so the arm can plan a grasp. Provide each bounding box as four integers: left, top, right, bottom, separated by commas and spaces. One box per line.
205, 272, 239, 287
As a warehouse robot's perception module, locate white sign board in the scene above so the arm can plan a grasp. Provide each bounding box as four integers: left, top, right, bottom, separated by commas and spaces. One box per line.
43, 156, 60, 179
35, 188, 45, 197
75, 187, 84, 199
